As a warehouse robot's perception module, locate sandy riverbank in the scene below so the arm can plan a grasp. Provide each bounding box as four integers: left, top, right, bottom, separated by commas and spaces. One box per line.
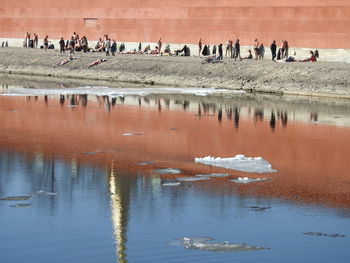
0, 47, 349, 98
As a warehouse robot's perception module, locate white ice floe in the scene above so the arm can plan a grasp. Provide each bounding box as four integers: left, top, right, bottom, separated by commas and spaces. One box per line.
0, 86, 244, 97
161, 182, 181, 186
122, 132, 144, 136
176, 177, 210, 182
230, 177, 271, 184
169, 237, 268, 252
154, 168, 181, 174
195, 173, 229, 178
194, 155, 277, 173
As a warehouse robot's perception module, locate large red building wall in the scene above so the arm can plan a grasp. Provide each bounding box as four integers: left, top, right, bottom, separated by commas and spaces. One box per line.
0, 0, 350, 48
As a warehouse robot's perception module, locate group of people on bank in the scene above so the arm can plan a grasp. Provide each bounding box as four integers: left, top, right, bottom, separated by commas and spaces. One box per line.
22, 32, 318, 64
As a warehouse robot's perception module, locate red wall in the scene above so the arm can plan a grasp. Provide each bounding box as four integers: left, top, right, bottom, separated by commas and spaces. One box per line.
1, 0, 350, 48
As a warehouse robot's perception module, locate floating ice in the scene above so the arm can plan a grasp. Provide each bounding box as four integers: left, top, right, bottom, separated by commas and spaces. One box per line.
37, 190, 58, 195
154, 168, 181, 174
0, 196, 32, 201
176, 177, 210, 182
195, 173, 229, 178
122, 132, 144, 136
231, 177, 271, 184
245, 206, 271, 212
195, 155, 277, 173
136, 161, 153, 166
303, 232, 346, 238
10, 204, 31, 208
169, 237, 268, 252
169, 237, 214, 247
0, 86, 244, 97
45, 192, 58, 196
162, 182, 181, 186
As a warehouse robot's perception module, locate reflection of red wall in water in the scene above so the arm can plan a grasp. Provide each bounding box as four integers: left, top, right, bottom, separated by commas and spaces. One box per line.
1, 0, 350, 48
1, 96, 350, 207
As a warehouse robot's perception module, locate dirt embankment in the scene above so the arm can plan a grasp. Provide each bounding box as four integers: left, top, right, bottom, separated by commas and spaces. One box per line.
0, 48, 349, 99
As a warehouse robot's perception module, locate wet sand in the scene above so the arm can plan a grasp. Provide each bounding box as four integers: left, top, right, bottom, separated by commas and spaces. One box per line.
1, 95, 350, 208
1, 48, 350, 99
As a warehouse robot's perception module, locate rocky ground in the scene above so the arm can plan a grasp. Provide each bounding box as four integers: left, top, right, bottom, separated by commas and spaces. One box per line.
0, 47, 349, 98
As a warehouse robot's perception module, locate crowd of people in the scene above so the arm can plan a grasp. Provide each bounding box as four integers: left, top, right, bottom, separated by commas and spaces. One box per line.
21, 32, 319, 64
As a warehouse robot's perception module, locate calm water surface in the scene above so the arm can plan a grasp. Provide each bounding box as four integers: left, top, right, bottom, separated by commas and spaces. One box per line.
1, 80, 350, 262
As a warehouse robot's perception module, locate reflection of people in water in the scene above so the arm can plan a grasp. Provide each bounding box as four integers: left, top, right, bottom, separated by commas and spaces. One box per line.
80, 94, 88, 107
218, 107, 222, 123
234, 107, 240, 128
281, 111, 288, 126
112, 97, 117, 106
270, 111, 276, 130
310, 112, 318, 122
183, 100, 190, 111
254, 109, 264, 122
59, 94, 65, 106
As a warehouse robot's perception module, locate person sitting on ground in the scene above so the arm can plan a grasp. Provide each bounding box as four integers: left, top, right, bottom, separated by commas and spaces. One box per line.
242, 49, 253, 59
95, 38, 105, 52
87, 58, 107, 68
54, 55, 77, 68
175, 45, 190, 56
81, 36, 88, 52
143, 44, 151, 54
299, 51, 317, 62
163, 44, 171, 55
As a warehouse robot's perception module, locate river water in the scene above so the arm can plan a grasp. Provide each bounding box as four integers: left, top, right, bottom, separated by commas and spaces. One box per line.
1, 79, 350, 262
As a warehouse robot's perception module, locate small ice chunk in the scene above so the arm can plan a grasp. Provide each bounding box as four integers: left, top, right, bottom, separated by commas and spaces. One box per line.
0, 196, 32, 201
123, 132, 144, 136
195, 155, 277, 173
303, 232, 346, 238
136, 161, 153, 166
230, 177, 271, 184
176, 177, 210, 182
169, 237, 214, 247
10, 203, 31, 208
169, 237, 268, 252
45, 192, 58, 196
162, 182, 181, 186
196, 173, 229, 178
154, 168, 181, 174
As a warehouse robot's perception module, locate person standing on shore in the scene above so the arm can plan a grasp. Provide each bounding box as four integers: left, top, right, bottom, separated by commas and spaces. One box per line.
105, 38, 111, 56
253, 38, 259, 59
198, 38, 202, 56
34, 33, 38, 48
259, 43, 265, 59
157, 38, 162, 53
234, 39, 242, 61
59, 37, 65, 53
111, 39, 116, 56
24, 32, 29, 47
270, 40, 277, 61
69, 36, 75, 54
43, 35, 49, 50
218, 43, 223, 60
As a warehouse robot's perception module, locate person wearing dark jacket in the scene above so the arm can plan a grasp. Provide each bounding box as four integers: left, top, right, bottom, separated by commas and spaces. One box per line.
59, 37, 65, 53
234, 39, 242, 61
270, 40, 277, 61
218, 44, 223, 60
